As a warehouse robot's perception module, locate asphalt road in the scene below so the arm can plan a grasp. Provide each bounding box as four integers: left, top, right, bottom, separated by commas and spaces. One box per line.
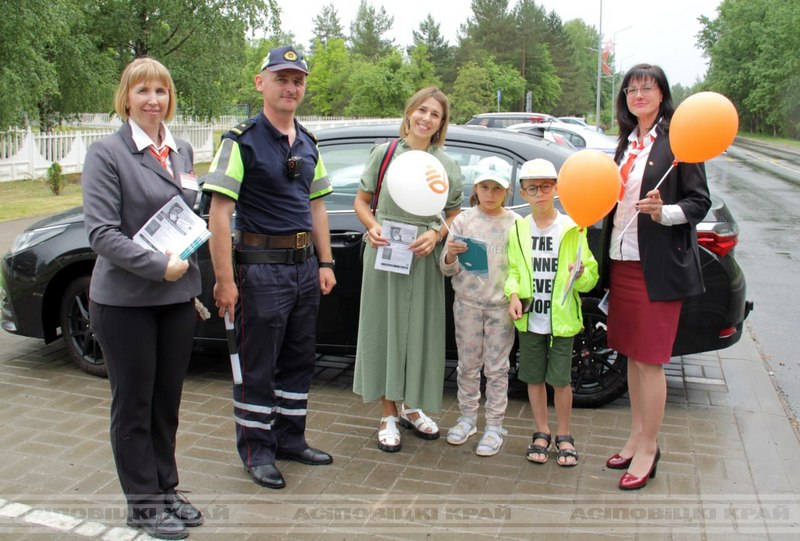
716, 140, 800, 426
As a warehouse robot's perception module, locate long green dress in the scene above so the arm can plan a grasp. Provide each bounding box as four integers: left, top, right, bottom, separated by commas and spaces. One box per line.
353, 139, 464, 413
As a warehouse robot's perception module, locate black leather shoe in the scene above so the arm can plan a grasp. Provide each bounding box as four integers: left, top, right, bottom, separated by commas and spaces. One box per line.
245, 463, 286, 489
165, 491, 204, 527
276, 447, 333, 465
126, 510, 188, 540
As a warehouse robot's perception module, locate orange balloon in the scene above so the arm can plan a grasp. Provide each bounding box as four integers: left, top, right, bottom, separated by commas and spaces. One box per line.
670, 91, 739, 163
557, 150, 621, 228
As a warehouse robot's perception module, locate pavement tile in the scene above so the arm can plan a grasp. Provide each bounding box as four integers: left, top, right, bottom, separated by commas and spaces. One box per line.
1, 328, 799, 539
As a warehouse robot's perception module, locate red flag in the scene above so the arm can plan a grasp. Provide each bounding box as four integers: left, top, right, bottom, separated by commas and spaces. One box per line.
602, 41, 613, 76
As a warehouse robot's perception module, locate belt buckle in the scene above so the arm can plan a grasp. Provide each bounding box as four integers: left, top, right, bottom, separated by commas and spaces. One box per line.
295, 232, 308, 249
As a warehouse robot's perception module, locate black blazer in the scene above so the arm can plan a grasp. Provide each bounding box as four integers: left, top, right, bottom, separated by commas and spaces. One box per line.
599, 126, 712, 301
83, 123, 202, 307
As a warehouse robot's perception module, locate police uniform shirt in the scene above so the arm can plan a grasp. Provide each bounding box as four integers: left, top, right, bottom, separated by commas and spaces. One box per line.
202, 112, 331, 235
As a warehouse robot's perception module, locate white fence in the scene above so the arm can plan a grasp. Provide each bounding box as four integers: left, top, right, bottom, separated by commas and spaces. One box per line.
0, 117, 398, 182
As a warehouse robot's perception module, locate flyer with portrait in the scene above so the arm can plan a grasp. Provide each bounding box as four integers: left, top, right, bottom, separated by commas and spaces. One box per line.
133, 195, 211, 260
374, 220, 416, 274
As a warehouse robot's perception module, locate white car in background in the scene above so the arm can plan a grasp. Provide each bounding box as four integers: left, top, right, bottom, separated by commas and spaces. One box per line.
558, 116, 605, 134
506, 122, 618, 156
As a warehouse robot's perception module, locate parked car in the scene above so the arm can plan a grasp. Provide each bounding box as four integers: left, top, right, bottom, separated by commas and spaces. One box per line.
506, 122, 618, 156
500, 124, 576, 151
1, 124, 752, 407
557, 116, 605, 134
464, 112, 558, 128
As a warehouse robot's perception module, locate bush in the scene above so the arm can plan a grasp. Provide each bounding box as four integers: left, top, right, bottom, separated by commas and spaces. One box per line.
46, 162, 65, 195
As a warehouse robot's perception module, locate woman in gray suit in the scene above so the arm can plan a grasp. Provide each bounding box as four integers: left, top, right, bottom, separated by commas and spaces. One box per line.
83, 57, 203, 540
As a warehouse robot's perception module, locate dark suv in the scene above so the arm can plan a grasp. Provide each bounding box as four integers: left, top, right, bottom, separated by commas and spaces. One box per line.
1, 124, 752, 407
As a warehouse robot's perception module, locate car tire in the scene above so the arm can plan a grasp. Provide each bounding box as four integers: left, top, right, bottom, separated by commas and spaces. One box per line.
59, 275, 107, 377
571, 297, 628, 407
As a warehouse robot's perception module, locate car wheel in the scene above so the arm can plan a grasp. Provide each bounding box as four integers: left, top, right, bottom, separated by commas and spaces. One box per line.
571, 297, 628, 407
59, 275, 106, 377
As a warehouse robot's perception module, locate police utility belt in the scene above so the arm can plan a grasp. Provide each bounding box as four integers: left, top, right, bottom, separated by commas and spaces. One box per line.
234, 231, 314, 264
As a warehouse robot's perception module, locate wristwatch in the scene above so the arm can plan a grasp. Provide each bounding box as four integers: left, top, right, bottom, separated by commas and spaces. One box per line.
319, 260, 335, 269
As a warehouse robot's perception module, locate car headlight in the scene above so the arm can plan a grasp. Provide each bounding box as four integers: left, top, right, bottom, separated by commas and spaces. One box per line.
10, 224, 69, 254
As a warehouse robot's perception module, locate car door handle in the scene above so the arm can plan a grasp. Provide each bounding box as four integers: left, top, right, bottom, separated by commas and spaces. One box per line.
330, 231, 364, 248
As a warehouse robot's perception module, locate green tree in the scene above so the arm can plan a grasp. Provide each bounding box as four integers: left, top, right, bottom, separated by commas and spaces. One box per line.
450, 62, 495, 123
511, 0, 560, 112
86, 0, 279, 120
0, 0, 116, 130
560, 19, 600, 117
310, 3, 346, 54
456, 0, 515, 67
410, 15, 456, 88
307, 38, 352, 116
344, 52, 411, 117
699, 0, 800, 137
349, 0, 395, 61
401, 44, 443, 92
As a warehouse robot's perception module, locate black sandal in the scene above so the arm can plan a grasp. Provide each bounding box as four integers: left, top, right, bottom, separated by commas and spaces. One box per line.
526, 432, 551, 464
555, 435, 579, 467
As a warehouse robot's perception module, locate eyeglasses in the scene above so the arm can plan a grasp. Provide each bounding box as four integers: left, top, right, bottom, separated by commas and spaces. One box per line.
522, 183, 555, 196
623, 86, 656, 97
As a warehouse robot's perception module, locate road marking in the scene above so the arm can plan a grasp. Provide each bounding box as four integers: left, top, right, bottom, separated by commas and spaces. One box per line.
684, 376, 726, 386
740, 149, 800, 175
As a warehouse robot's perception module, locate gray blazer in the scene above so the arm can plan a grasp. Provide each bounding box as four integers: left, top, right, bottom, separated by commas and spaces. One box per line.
83, 123, 202, 307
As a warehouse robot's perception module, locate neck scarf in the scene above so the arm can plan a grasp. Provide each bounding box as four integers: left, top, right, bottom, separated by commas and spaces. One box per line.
619, 132, 655, 200
148, 145, 170, 170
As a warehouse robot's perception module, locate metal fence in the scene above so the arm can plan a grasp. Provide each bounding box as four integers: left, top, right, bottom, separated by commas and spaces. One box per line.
0, 117, 397, 182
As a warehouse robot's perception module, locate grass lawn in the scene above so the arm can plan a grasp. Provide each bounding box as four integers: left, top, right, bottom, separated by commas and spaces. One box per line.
0, 163, 212, 222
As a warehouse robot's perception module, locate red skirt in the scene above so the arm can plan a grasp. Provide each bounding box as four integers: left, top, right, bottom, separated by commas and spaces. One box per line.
607, 260, 683, 365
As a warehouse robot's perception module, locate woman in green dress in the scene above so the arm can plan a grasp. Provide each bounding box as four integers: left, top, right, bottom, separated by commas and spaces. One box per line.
352, 87, 464, 452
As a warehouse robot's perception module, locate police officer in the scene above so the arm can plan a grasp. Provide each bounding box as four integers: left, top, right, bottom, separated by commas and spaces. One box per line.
202, 45, 336, 489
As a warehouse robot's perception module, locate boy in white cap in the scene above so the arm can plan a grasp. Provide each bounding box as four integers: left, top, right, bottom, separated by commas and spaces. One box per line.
505, 158, 598, 466
441, 157, 521, 456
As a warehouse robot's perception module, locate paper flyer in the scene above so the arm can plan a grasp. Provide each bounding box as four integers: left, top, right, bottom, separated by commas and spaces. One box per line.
375, 220, 416, 274
560, 240, 582, 305
133, 195, 211, 260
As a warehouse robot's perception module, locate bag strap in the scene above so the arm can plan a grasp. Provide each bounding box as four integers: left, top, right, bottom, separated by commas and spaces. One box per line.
371, 138, 399, 215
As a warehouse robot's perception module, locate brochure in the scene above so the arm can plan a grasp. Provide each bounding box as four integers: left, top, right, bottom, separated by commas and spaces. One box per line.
452, 234, 489, 276
375, 220, 416, 274
133, 195, 211, 260
560, 241, 582, 305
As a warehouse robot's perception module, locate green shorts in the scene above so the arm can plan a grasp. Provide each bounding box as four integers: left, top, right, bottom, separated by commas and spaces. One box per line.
518, 332, 574, 387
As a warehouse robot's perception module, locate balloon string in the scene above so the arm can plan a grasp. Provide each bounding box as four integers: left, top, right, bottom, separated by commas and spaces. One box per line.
615, 161, 676, 242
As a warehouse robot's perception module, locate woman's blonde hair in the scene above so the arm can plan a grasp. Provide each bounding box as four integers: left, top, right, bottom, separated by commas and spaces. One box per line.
399, 86, 450, 147
113, 57, 176, 122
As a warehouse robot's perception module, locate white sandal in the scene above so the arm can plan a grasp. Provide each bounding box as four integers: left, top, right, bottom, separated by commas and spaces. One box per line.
475, 426, 507, 457
378, 416, 401, 452
399, 404, 440, 440
446, 416, 477, 445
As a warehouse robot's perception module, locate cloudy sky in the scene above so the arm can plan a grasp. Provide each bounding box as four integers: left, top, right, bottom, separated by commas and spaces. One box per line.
277, 0, 722, 87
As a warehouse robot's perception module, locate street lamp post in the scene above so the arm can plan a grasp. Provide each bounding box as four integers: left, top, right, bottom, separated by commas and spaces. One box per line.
594, 0, 603, 131
609, 26, 633, 131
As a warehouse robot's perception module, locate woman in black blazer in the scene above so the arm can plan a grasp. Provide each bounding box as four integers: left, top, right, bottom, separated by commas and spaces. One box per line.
600, 64, 711, 490
83, 57, 203, 539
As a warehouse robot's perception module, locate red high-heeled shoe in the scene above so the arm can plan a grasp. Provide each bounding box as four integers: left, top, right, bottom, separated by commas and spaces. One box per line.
618, 448, 660, 490
606, 453, 633, 470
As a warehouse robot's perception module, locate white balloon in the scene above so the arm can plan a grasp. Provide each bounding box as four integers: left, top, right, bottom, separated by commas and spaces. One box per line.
385, 150, 449, 216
